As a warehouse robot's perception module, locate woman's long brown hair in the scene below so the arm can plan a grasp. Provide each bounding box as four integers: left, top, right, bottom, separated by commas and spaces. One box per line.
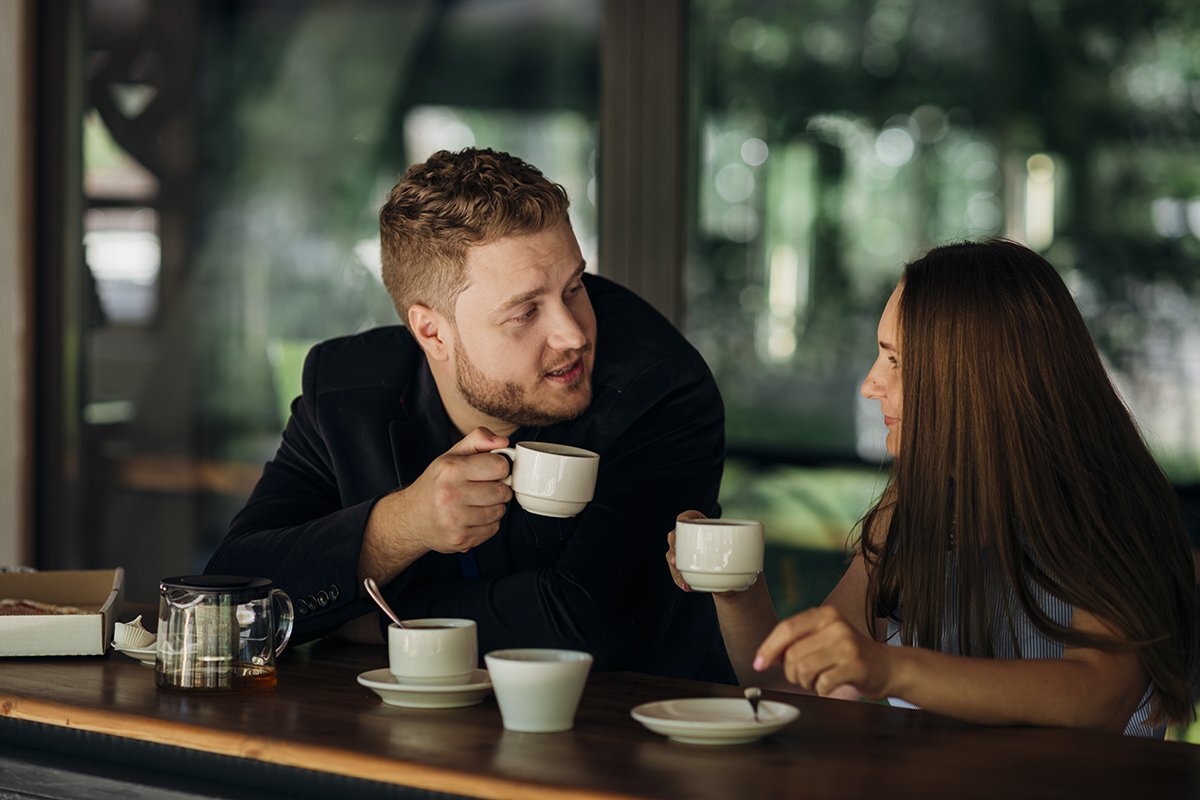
860, 239, 1198, 725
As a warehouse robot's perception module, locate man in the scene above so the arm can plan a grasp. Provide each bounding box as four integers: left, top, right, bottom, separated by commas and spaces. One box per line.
205, 148, 733, 682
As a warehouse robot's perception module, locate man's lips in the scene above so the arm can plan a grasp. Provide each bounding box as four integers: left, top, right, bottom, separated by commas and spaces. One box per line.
544, 359, 584, 383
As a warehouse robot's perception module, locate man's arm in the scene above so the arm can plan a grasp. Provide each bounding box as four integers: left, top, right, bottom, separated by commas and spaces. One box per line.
207, 339, 511, 643
204, 396, 377, 643
358, 427, 513, 585
384, 356, 726, 668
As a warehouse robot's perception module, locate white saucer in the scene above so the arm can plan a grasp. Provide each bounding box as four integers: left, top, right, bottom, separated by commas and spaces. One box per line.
631, 698, 799, 745
111, 642, 156, 667
356, 668, 492, 709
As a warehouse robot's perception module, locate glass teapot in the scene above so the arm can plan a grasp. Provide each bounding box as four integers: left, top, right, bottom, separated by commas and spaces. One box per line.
156, 575, 294, 692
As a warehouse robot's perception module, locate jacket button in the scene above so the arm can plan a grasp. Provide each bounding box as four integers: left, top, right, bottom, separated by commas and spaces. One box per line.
329, 584, 340, 601
316, 590, 329, 607
297, 601, 309, 615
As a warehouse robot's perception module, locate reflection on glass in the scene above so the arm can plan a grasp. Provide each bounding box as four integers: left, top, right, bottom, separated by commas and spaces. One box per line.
688, 0, 1200, 485
80, 0, 599, 601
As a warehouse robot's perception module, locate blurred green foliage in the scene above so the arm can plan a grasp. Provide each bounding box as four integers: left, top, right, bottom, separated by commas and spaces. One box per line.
689, 0, 1200, 482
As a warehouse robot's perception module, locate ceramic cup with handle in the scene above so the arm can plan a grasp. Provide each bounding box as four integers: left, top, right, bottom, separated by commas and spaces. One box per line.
484, 648, 593, 732
489, 441, 600, 518
388, 618, 478, 686
674, 518, 765, 593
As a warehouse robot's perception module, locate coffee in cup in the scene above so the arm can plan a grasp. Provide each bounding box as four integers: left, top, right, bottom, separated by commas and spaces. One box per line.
674, 518, 764, 593
388, 618, 477, 685
490, 441, 599, 518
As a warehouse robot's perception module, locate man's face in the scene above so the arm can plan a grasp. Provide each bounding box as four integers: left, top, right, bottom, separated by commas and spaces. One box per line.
449, 223, 597, 430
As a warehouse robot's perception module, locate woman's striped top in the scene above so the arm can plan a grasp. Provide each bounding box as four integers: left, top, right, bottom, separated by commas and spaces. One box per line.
882, 553, 1160, 738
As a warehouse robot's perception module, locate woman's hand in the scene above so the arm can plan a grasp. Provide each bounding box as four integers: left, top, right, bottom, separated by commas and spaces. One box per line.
665, 510, 707, 592
754, 606, 893, 700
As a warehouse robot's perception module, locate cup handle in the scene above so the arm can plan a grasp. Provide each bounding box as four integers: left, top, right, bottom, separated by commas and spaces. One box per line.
271, 588, 295, 657
490, 446, 518, 487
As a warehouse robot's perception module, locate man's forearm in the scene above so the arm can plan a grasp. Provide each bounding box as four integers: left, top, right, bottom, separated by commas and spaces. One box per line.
359, 489, 430, 585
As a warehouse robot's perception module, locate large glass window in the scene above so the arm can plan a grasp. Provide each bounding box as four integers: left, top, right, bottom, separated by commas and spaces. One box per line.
79, 0, 599, 603
688, 0, 1200, 611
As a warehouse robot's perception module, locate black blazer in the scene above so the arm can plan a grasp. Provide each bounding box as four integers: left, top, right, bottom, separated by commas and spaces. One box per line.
206, 275, 734, 682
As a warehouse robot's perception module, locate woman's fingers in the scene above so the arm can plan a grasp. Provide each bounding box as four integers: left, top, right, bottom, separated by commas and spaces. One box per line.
664, 527, 690, 591
754, 606, 841, 671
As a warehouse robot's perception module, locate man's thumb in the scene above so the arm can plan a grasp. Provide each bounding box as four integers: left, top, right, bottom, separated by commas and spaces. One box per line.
448, 426, 507, 456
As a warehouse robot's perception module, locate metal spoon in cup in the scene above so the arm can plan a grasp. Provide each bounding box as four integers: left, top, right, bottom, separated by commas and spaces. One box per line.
363, 577, 404, 628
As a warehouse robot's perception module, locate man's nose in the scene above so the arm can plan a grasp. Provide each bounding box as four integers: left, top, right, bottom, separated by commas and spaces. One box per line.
546, 303, 588, 351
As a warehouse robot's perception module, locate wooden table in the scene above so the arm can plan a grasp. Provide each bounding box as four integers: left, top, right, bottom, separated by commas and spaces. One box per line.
1, 637, 1198, 799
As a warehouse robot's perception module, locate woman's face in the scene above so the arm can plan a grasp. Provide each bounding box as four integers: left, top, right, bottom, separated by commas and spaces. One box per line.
860, 285, 903, 456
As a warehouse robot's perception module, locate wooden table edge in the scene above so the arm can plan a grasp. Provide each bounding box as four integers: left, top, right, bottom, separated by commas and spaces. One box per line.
0, 692, 641, 800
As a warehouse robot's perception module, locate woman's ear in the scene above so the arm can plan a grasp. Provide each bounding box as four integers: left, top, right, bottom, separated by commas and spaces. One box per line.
407, 304, 452, 362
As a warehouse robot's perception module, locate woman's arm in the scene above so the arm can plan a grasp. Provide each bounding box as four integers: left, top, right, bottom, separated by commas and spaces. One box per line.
719, 553, 875, 689
666, 511, 782, 686
711, 579, 781, 686
754, 604, 1148, 731
666, 511, 875, 688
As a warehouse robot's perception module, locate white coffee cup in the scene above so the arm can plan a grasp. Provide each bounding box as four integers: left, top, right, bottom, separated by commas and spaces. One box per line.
674, 518, 765, 593
490, 441, 600, 518
484, 648, 593, 732
388, 618, 478, 685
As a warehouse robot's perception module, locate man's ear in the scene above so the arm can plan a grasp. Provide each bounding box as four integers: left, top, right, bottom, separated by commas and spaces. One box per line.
407, 303, 452, 362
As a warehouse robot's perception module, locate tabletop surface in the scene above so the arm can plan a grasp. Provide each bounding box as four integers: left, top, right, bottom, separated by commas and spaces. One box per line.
2, 637, 1199, 800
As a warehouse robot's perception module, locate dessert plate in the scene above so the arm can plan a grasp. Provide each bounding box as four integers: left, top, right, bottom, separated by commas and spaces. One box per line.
111, 642, 157, 667
631, 697, 799, 745
357, 668, 492, 709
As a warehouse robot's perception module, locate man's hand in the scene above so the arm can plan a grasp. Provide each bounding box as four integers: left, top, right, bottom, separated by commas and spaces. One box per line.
360, 427, 514, 584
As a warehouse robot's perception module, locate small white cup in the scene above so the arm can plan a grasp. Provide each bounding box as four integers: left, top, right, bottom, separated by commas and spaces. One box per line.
674, 518, 765, 593
388, 618, 478, 686
484, 648, 593, 732
490, 441, 600, 518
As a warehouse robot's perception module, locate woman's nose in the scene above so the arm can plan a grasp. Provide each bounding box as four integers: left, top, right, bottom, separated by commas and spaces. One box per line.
860, 369, 882, 400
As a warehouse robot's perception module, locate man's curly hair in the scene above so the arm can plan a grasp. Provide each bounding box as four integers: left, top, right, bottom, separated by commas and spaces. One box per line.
379, 148, 571, 319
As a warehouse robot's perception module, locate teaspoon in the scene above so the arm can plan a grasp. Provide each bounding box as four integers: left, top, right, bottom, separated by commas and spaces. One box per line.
744, 686, 762, 722
363, 577, 405, 628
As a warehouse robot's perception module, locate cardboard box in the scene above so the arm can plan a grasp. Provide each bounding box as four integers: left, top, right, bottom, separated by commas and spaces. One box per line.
0, 568, 124, 656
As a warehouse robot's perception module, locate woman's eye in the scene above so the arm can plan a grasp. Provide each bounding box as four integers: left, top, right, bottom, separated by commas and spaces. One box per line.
888, 355, 900, 369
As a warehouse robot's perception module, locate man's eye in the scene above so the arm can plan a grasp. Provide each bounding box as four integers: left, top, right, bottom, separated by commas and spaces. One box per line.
565, 282, 584, 298
514, 306, 538, 322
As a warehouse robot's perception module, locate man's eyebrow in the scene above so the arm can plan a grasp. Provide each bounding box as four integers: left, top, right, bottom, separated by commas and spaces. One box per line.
495, 261, 588, 314
496, 288, 541, 315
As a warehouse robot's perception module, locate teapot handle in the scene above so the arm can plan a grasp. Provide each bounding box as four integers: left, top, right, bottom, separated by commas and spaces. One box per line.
271, 588, 295, 657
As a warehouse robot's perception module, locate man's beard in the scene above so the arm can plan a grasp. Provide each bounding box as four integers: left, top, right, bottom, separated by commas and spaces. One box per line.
455, 343, 593, 429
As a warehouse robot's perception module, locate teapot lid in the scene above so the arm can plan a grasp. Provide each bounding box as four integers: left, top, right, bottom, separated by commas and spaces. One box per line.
160, 575, 274, 602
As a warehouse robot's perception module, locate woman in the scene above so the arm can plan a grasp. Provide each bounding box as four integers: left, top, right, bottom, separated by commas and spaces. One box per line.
670, 239, 1197, 735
